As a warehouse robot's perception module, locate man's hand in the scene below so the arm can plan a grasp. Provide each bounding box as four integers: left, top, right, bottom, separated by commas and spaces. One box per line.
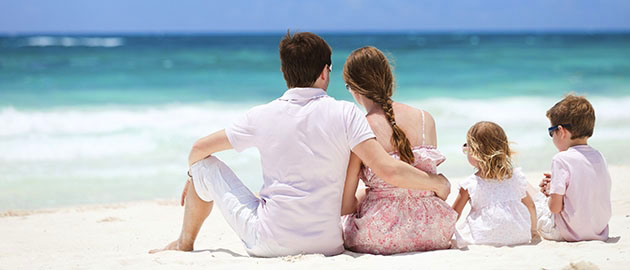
434, 173, 451, 201
181, 178, 191, 206
539, 173, 551, 197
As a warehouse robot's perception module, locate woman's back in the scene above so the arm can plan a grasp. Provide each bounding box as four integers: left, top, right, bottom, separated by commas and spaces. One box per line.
343, 103, 457, 254
366, 102, 436, 152
341, 46, 456, 254
361, 102, 440, 190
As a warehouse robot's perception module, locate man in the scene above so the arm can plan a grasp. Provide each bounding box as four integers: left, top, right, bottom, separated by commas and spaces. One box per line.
150, 31, 450, 257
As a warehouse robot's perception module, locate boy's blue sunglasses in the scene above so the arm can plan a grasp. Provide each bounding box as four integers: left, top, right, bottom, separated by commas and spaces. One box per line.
548, 124, 572, 137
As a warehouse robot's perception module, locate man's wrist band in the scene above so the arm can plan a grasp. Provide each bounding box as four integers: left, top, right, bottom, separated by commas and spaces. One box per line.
187, 170, 192, 178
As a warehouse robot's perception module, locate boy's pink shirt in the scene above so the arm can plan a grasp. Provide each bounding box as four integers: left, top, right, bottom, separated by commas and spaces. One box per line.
549, 145, 612, 241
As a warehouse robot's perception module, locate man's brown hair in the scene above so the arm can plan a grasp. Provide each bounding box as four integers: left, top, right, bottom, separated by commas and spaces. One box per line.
279, 31, 332, 88
546, 94, 596, 139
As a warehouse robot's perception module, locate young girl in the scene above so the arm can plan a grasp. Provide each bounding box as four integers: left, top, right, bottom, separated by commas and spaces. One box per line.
452, 121, 537, 247
341, 46, 457, 255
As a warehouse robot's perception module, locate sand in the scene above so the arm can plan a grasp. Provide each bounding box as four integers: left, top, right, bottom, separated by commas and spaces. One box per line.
1, 166, 629, 270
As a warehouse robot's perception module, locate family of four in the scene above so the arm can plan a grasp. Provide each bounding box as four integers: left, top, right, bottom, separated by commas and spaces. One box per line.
150, 32, 612, 256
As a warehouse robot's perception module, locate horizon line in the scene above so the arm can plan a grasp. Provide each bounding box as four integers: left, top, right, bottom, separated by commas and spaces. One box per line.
1, 28, 630, 36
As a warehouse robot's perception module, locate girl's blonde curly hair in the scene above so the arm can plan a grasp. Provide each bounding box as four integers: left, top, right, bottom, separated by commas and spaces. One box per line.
466, 121, 513, 180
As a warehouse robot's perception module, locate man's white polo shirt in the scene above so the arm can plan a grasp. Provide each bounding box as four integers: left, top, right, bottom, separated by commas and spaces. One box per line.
225, 87, 375, 255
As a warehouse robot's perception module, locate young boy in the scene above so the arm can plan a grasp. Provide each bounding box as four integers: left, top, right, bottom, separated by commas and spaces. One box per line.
536, 94, 611, 241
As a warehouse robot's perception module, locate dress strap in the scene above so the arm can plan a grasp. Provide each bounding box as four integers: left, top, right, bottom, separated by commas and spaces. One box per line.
420, 110, 426, 145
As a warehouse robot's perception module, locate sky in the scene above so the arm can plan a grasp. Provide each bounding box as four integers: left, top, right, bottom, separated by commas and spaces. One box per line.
0, 0, 629, 34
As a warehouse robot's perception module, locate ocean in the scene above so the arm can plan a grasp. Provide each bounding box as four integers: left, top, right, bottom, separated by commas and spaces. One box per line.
1, 33, 629, 210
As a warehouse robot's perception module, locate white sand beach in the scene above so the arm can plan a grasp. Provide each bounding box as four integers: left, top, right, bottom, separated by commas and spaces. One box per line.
1, 166, 628, 270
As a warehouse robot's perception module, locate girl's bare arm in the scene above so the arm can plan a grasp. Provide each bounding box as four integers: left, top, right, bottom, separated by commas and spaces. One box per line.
451, 188, 470, 220
521, 193, 537, 236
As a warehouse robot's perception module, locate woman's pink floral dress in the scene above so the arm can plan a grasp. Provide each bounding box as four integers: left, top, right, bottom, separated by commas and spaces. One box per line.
343, 146, 457, 254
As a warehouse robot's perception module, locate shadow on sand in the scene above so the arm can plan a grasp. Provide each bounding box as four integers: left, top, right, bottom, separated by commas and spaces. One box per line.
192, 248, 247, 258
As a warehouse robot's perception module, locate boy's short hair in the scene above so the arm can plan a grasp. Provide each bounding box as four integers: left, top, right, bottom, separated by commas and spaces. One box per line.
279, 31, 332, 88
546, 94, 596, 139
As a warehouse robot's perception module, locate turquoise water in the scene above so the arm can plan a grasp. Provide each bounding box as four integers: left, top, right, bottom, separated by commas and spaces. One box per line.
1, 33, 629, 210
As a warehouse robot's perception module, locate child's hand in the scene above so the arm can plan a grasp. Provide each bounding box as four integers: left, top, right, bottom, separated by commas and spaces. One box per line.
539, 173, 551, 196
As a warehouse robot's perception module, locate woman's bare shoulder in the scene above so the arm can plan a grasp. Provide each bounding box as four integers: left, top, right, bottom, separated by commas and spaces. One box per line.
392, 102, 434, 122
392, 102, 420, 116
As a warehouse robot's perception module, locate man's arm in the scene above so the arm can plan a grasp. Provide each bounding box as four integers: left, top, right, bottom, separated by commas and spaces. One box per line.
177, 130, 232, 207
351, 138, 451, 200
188, 129, 233, 167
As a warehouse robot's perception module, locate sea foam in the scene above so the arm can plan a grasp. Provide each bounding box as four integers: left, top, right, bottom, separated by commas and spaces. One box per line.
1, 97, 628, 163
0, 96, 628, 210
24, 36, 125, 47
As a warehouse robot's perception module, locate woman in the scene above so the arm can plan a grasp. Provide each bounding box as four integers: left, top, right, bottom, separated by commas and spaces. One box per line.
341, 47, 457, 254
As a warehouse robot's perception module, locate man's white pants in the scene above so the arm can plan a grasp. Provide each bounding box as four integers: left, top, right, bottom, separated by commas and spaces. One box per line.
190, 156, 293, 257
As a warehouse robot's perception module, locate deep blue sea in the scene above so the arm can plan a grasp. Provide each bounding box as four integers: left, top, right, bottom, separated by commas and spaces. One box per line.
1, 33, 629, 210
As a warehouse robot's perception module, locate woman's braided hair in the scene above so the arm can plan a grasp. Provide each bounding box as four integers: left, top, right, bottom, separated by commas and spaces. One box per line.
343, 46, 414, 164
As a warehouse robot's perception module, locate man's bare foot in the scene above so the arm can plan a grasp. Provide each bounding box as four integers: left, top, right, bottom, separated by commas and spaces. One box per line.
148, 239, 193, 254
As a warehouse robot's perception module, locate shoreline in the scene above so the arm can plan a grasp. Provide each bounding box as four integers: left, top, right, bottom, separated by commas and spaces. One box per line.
1, 166, 628, 269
